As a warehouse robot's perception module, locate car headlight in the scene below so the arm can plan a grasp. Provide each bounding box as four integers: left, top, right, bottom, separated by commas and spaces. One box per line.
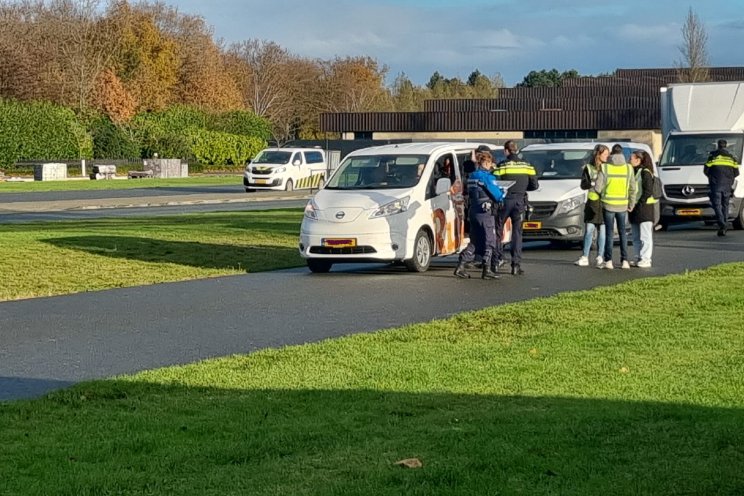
304, 199, 318, 220
274, 167, 285, 174
370, 197, 410, 219
555, 194, 584, 215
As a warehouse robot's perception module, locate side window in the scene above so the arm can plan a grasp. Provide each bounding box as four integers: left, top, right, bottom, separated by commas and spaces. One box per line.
305, 151, 324, 164
426, 153, 455, 199
291, 152, 302, 165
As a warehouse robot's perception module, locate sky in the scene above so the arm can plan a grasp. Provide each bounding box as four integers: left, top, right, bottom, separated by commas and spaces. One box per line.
168, 0, 744, 87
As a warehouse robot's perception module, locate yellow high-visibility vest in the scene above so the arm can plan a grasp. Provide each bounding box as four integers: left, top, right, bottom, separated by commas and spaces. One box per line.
494, 161, 536, 177
705, 154, 738, 169
584, 164, 600, 201
602, 162, 633, 206
636, 168, 658, 204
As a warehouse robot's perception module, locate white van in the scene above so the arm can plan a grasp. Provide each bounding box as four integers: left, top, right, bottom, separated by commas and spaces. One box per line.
244, 147, 327, 192
299, 142, 511, 273
519, 142, 656, 245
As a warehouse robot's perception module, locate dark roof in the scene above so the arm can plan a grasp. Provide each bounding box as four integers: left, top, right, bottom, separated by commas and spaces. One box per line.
319, 67, 744, 133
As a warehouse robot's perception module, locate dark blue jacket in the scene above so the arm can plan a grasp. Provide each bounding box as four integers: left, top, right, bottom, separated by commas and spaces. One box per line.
467, 168, 505, 212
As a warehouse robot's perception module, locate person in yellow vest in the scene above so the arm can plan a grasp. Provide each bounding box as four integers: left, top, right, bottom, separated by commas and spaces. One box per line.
593, 147, 637, 269
704, 139, 740, 236
628, 150, 656, 268
575, 144, 608, 267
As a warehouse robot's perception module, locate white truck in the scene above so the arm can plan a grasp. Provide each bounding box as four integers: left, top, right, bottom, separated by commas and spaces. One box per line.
243, 147, 338, 192
658, 82, 744, 229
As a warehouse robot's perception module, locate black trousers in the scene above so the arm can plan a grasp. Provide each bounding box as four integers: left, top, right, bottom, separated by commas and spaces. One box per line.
496, 194, 526, 266
459, 212, 496, 264
709, 188, 732, 228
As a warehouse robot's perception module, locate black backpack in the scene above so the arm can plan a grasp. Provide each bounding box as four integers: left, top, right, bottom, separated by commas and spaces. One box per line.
645, 169, 662, 199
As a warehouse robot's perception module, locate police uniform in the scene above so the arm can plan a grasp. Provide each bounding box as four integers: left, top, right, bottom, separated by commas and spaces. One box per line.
454, 167, 505, 279
704, 148, 740, 235
493, 154, 539, 275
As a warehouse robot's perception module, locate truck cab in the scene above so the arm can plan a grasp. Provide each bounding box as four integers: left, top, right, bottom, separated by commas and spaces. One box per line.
658, 83, 744, 229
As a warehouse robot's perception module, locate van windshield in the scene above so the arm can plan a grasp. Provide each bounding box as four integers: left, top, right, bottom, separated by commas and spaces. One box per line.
521, 149, 592, 179
660, 134, 743, 166
326, 154, 429, 190
252, 151, 292, 165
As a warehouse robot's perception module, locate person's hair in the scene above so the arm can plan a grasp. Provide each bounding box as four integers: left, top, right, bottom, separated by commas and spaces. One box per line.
611, 144, 624, 155
718, 139, 728, 149
591, 144, 609, 168
631, 149, 653, 172
476, 150, 493, 164
504, 140, 518, 155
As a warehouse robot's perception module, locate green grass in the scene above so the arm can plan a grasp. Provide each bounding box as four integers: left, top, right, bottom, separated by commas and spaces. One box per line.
0, 210, 303, 301
2, 264, 743, 495
0, 175, 240, 193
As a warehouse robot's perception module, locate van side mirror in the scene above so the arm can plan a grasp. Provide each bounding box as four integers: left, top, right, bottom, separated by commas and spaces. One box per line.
293, 160, 301, 166
435, 177, 451, 196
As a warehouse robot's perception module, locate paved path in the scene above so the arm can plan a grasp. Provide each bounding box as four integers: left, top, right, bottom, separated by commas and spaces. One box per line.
1, 226, 742, 401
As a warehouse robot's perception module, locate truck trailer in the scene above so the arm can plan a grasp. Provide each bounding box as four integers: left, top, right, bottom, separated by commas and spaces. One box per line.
658, 82, 744, 229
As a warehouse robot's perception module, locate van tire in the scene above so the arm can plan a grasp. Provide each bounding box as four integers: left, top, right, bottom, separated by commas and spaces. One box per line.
307, 259, 333, 273
734, 204, 744, 230
404, 229, 432, 272
285, 179, 294, 192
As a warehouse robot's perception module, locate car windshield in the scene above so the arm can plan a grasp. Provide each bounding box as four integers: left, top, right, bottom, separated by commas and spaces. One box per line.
252, 151, 292, 165
521, 149, 592, 179
326, 154, 429, 190
660, 134, 743, 166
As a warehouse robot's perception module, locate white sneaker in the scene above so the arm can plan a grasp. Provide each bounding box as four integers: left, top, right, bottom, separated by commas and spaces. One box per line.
621, 260, 631, 269
637, 260, 652, 268
574, 256, 589, 266
600, 261, 614, 270
595, 256, 604, 267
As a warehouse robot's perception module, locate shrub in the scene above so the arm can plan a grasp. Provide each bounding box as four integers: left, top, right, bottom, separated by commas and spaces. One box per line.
0, 99, 93, 167
189, 129, 266, 166
210, 110, 272, 140
90, 117, 141, 159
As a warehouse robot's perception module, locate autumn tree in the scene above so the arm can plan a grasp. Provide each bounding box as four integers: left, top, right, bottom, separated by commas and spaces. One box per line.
91, 68, 136, 123
676, 7, 709, 82
317, 56, 389, 113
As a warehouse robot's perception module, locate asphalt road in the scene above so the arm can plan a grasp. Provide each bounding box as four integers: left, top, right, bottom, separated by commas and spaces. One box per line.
2, 225, 742, 401
0, 184, 249, 203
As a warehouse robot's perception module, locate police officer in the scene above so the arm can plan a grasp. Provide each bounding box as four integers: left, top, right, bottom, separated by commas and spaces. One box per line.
454, 150, 504, 280
493, 140, 539, 275
704, 139, 740, 236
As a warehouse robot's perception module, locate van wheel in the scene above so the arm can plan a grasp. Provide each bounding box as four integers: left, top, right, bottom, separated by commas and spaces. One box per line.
307, 259, 332, 273
285, 179, 294, 192
733, 205, 744, 230
404, 229, 432, 272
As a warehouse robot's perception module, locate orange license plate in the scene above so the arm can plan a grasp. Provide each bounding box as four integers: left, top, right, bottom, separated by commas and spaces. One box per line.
523, 221, 542, 229
676, 208, 702, 216
322, 238, 357, 248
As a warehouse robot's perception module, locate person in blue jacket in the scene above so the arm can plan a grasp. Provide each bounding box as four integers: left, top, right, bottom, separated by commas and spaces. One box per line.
454, 150, 505, 279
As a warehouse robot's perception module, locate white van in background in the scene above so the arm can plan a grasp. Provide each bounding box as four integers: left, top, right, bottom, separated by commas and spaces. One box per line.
244, 147, 328, 192
519, 141, 656, 246
299, 142, 512, 273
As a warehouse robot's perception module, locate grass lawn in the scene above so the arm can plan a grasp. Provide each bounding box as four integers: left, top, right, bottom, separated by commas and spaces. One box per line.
0, 210, 304, 301
0, 175, 240, 193
2, 264, 743, 495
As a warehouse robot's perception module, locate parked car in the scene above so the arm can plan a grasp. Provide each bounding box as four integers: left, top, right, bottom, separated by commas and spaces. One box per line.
244, 147, 328, 192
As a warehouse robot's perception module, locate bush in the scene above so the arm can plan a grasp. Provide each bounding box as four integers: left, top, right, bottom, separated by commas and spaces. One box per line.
210, 110, 272, 140
189, 129, 266, 166
90, 117, 141, 159
0, 99, 93, 167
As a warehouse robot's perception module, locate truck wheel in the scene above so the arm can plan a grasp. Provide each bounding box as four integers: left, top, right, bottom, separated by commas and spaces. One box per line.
404, 229, 432, 273
285, 179, 294, 192
307, 259, 333, 273
734, 205, 744, 230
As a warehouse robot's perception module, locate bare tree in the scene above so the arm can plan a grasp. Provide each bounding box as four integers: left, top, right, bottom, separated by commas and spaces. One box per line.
676, 7, 710, 83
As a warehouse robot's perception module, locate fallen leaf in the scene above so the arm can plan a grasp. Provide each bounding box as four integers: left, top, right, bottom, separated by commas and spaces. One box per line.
394, 458, 423, 469
619, 367, 630, 374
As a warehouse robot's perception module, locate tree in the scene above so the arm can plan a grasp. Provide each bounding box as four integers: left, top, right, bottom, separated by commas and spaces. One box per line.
389, 72, 430, 111
676, 7, 709, 83
516, 69, 579, 87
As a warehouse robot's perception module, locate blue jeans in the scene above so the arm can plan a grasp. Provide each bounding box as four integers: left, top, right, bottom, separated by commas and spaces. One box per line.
581, 223, 606, 258
603, 210, 628, 263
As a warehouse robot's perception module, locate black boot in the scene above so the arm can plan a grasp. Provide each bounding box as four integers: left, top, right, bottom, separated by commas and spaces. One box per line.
482, 254, 500, 280
454, 262, 470, 279
511, 264, 524, 276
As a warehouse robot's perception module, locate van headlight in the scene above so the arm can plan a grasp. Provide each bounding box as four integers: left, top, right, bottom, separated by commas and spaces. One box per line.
370, 197, 410, 218
304, 199, 319, 220
274, 167, 285, 174
555, 194, 584, 215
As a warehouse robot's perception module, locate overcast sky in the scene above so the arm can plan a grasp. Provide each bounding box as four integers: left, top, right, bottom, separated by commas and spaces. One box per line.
169, 0, 744, 86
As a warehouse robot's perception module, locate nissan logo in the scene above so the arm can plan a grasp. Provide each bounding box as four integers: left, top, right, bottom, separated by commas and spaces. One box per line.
682, 185, 695, 197
335, 211, 346, 219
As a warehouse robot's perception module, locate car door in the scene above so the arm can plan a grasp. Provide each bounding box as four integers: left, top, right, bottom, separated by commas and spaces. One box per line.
426, 152, 460, 255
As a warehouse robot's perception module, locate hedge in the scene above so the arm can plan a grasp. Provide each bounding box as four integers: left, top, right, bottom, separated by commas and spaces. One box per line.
0, 100, 93, 167
189, 129, 266, 166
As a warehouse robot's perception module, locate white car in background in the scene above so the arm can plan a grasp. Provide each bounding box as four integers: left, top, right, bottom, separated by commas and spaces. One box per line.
244, 147, 327, 192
